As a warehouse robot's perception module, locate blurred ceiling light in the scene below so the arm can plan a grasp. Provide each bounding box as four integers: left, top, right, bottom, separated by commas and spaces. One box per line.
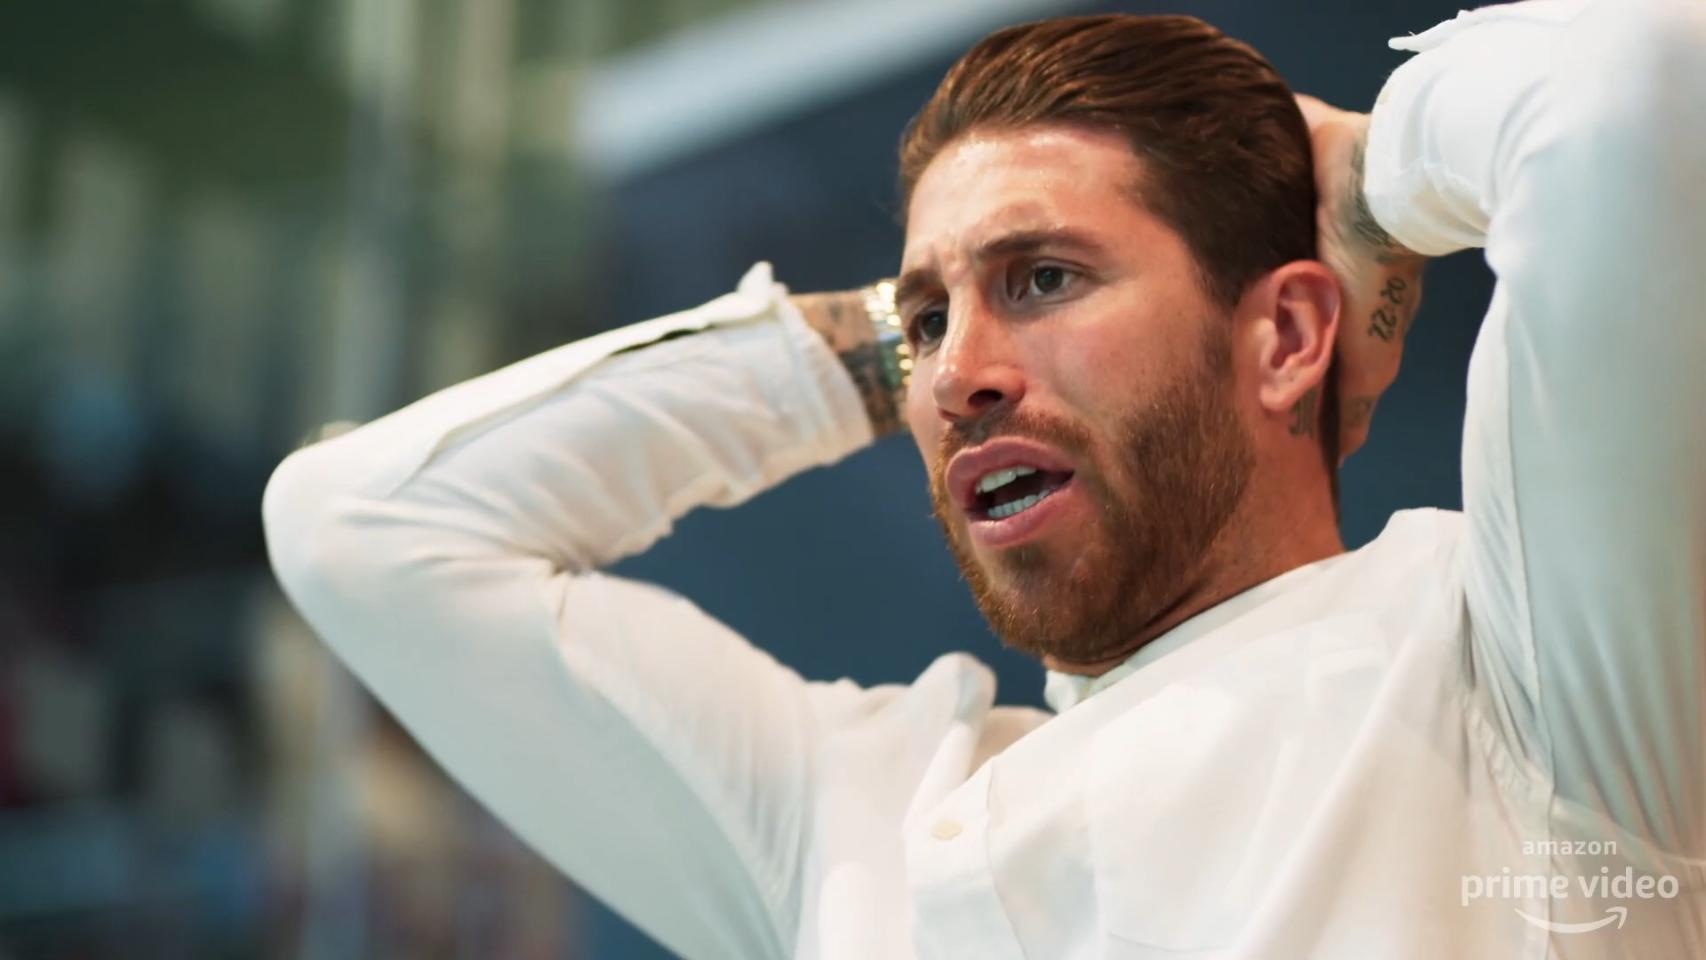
572, 0, 1083, 180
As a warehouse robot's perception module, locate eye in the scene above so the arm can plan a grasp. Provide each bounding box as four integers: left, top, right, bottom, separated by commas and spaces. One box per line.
909, 307, 948, 348
1018, 264, 1075, 300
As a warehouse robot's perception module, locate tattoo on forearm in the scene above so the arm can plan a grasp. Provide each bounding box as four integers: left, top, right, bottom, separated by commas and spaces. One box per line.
1289, 386, 1321, 438
793, 291, 905, 437
1347, 136, 1412, 264
798, 294, 869, 354
1378, 277, 1408, 307
839, 342, 904, 437
1365, 270, 1424, 343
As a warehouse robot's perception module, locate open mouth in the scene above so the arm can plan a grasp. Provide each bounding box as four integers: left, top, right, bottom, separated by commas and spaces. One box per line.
970, 469, 1075, 522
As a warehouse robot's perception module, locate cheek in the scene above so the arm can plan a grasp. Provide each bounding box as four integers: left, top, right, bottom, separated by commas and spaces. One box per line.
905, 380, 940, 461
1045, 291, 1205, 413
1041, 326, 1153, 418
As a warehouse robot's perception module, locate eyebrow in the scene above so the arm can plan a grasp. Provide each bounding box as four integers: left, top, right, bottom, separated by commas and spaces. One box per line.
894, 227, 1107, 310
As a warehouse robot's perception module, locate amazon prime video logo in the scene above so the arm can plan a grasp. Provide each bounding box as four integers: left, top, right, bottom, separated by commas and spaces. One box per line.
1459, 841, 1682, 934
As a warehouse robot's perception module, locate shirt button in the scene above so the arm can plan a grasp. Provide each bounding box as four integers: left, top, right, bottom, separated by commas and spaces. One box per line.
930, 819, 963, 841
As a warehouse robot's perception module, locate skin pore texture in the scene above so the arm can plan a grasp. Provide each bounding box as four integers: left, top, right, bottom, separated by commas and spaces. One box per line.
896, 125, 1347, 675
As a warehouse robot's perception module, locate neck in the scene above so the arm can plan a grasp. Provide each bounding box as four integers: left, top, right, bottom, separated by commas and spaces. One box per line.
1043, 478, 1344, 677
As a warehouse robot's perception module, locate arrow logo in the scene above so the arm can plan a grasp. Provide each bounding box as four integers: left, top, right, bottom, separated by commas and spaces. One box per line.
1513, 905, 1628, 934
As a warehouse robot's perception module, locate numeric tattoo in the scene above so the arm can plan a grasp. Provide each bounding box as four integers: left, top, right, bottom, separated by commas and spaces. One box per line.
1367, 270, 1424, 342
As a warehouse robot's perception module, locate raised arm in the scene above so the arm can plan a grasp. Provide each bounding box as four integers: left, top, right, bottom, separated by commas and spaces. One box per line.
261, 265, 926, 958
1363, 0, 1706, 856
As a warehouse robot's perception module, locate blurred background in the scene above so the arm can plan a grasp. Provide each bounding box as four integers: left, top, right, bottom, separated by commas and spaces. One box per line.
0, 0, 1488, 957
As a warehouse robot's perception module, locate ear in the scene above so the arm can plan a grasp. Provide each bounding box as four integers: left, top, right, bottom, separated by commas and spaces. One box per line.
1238, 260, 1341, 431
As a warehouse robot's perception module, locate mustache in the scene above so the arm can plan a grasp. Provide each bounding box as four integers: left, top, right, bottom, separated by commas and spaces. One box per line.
930, 406, 1097, 513
936, 404, 1091, 468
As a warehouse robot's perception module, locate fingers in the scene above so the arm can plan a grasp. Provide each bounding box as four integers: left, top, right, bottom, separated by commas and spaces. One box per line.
1337, 390, 1379, 463
1334, 347, 1399, 462
1294, 93, 1353, 130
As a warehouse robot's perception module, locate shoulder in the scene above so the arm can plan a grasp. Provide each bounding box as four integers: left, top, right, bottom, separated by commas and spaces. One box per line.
1353, 507, 1464, 573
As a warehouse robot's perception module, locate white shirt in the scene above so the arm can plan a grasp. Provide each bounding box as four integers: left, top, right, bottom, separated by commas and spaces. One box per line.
262, 1, 1706, 956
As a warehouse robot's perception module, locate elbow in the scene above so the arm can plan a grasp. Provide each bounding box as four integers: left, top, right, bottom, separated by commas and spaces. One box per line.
261, 446, 339, 604
1502, 0, 1706, 283
262, 438, 484, 633
261, 444, 408, 649
1555, 0, 1706, 155
1622, 0, 1706, 80
261, 441, 390, 619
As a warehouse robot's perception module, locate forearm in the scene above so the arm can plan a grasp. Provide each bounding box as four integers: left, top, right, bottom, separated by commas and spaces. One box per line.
263, 263, 874, 580
1299, 94, 1429, 455
1339, 124, 1428, 436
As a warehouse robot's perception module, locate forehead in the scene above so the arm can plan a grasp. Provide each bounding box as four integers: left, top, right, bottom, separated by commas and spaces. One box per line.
901, 125, 1153, 275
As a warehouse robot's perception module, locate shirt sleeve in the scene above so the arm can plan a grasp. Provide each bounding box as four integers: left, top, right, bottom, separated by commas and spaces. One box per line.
1363, 0, 1706, 857
261, 263, 878, 959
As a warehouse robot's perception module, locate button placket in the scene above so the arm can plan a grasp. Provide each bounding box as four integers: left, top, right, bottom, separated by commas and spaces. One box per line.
905, 763, 1027, 960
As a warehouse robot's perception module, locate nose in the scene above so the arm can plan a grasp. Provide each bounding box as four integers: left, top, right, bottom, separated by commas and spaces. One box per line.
930, 301, 1026, 422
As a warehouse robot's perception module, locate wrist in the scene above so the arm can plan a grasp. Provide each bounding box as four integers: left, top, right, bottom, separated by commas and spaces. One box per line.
790, 287, 910, 438
861, 278, 913, 413
1347, 123, 1423, 265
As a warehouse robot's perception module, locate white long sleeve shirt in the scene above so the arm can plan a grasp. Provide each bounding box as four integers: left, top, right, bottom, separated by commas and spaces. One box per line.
262, 1, 1706, 956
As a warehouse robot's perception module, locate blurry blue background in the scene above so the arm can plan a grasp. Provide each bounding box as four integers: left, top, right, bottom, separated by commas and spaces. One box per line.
0, 0, 1487, 957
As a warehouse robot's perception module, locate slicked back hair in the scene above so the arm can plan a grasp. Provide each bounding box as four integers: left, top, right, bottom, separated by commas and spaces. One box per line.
898, 13, 1338, 490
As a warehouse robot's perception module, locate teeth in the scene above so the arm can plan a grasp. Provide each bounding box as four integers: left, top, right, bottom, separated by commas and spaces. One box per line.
975, 465, 1038, 495
985, 484, 1060, 520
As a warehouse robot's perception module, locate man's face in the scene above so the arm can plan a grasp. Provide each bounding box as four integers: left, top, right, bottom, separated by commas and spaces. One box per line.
898, 125, 1256, 670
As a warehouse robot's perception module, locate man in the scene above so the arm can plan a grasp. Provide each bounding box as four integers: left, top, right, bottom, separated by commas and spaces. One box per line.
263, 1, 1705, 957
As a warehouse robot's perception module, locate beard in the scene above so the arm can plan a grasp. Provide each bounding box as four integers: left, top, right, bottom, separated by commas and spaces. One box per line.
927, 322, 1255, 666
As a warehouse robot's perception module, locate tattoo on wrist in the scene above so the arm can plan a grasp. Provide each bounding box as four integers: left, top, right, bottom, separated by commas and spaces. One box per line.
793, 291, 906, 437
840, 342, 904, 437
795, 294, 868, 354
1347, 134, 1415, 264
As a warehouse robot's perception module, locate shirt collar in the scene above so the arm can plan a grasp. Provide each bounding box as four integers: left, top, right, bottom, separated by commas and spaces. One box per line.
1041, 554, 1344, 713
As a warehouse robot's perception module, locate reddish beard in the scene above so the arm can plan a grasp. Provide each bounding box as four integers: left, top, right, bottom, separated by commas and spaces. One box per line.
926, 325, 1254, 666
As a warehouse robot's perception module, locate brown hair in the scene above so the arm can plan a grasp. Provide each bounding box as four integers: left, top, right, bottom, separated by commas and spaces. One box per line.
898, 13, 1338, 485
